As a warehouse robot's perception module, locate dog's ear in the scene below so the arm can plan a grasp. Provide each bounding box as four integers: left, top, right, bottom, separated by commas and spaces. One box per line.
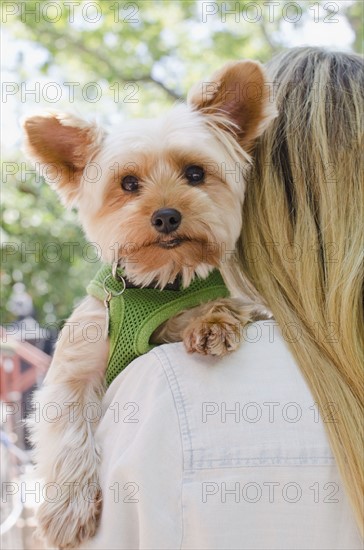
23, 113, 104, 206
188, 60, 276, 151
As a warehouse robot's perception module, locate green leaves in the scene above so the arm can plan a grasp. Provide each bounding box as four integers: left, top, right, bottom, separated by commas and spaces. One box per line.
1, 170, 100, 326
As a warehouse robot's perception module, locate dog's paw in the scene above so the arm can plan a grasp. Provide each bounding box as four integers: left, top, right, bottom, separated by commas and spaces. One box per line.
183, 312, 242, 357
36, 476, 102, 549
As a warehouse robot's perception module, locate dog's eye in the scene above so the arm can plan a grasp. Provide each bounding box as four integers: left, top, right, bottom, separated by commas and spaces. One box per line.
185, 165, 205, 185
121, 175, 139, 192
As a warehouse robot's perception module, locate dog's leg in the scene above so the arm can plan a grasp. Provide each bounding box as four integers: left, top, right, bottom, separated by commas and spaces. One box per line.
28, 296, 108, 549
152, 298, 268, 356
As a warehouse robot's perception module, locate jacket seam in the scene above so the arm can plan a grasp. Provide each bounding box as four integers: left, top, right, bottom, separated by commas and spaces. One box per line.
150, 347, 190, 550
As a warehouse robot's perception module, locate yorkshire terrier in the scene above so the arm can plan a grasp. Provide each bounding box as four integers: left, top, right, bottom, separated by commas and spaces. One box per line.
23, 60, 276, 548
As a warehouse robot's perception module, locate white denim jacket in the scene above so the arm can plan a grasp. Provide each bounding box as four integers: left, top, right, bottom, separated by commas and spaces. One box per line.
82, 321, 362, 550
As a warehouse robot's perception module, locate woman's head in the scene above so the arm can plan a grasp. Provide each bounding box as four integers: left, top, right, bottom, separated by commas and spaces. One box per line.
233, 47, 364, 535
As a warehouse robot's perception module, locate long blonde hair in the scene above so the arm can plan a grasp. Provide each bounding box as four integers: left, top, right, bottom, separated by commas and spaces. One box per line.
229, 47, 364, 535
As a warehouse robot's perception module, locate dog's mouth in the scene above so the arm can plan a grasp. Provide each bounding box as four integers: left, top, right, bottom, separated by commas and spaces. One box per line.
158, 238, 185, 249
134, 236, 208, 252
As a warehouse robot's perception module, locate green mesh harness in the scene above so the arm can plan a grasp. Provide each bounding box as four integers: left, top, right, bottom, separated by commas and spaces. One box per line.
87, 265, 230, 385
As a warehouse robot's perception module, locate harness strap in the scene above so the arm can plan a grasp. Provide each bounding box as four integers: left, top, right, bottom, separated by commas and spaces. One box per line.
87, 265, 229, 385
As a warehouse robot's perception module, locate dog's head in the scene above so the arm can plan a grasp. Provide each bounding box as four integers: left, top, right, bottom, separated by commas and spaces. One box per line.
23, 61, 276, 288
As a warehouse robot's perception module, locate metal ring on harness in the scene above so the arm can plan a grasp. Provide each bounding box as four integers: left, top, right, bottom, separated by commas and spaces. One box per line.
102, 273, 126, 297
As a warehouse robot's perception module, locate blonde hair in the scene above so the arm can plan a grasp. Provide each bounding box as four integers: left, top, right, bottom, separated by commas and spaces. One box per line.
229, 47, 364, 535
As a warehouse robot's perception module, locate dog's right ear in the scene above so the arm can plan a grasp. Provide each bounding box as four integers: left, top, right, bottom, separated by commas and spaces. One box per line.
23, 113, 104, 207
187, 60, 277, 152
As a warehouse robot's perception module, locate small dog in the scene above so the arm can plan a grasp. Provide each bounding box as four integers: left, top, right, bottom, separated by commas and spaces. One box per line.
23, 60, 275, 548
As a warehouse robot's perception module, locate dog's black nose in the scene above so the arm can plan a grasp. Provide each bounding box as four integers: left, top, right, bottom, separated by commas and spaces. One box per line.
151, 208, 182, 234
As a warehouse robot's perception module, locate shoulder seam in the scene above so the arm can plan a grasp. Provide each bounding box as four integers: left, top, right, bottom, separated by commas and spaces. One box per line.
150, 347, 193, 471
149, 347, 186, 549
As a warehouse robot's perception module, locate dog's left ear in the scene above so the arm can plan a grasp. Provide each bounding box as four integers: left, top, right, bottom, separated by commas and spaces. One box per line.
188, 60, 276, 151
23, 113, 104, 207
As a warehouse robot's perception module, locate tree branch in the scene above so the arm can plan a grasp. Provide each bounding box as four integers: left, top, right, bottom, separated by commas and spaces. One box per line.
259, 0, 280, 54
260, 20, 279, 54
33, 27, 181, 101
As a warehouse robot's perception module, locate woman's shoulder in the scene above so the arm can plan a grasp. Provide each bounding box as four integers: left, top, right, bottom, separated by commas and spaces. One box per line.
106, 320, 334, 469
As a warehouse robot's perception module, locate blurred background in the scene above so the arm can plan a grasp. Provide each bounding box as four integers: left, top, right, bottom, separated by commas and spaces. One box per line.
1, 1, 363, 548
